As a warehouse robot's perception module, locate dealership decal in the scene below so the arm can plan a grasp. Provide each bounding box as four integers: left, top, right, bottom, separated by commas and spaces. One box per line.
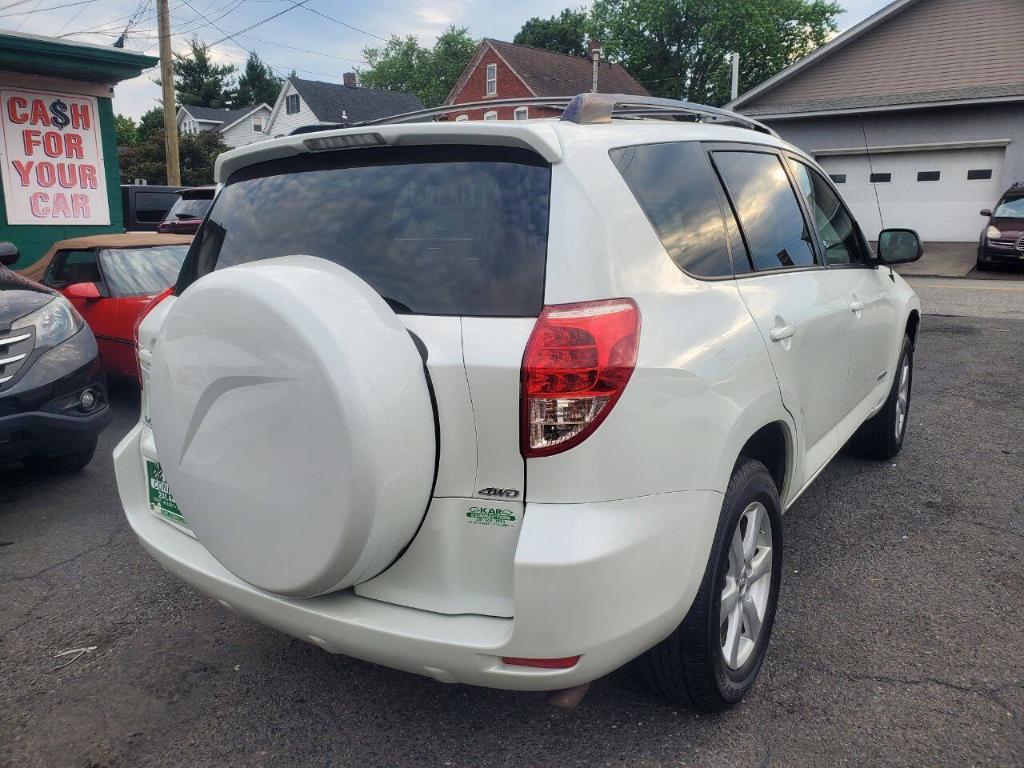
466, 506, 517, 527
1, 89, 109, 225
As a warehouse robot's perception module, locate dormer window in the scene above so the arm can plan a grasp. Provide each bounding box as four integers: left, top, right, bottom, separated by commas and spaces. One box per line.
286, 94, 300, 115
485, 63, 496, 96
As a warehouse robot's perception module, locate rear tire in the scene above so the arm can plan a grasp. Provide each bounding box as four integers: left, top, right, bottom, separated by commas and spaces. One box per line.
637, 458, 783, 711
30, 441, 97, 475
849, 335, 913, 460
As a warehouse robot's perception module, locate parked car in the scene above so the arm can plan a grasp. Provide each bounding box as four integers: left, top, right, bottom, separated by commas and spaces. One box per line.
24, 233, 192, 379
121, 185, 185, 232
0, 243, 112, 473
158, 187, 215, 235
115, 94, 922, 711
977, 182, 1024, 270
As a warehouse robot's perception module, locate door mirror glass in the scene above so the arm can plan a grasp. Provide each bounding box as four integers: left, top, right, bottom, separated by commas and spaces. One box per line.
980, 208, 993, 217
65, 281, 102, 301
877, 229, 922, 264
0, 241, 19, 267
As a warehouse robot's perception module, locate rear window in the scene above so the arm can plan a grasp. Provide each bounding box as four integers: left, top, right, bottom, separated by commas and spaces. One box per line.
134, 191, 179, 222
178, 146, 551, 316
163, 194, 212, 222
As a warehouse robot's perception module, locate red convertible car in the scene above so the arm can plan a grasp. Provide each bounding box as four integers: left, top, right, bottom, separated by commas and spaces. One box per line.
23, 233, 192, 379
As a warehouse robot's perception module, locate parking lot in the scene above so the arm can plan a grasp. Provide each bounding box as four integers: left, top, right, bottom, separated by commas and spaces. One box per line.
1, 278, 1022, 768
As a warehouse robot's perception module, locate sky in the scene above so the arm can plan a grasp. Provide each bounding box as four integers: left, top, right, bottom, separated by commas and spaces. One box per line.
0, 0, 894, 120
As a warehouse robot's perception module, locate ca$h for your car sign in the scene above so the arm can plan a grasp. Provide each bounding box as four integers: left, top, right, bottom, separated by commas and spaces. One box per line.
0, 89, 109, 225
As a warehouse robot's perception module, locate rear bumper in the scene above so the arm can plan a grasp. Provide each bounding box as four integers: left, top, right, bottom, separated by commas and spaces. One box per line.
114, 422, 722, 690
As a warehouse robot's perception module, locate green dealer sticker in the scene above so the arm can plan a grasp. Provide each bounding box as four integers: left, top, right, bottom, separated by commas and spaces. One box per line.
146, 460, 186, 526
466, 506, 517, 528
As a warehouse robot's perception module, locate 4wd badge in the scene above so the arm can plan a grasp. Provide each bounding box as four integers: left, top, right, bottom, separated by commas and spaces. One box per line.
477, 487, 519, 498
467, 506, 517, 527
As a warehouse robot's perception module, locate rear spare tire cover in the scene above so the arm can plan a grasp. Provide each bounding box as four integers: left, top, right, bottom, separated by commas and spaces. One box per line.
149, 256, 436, 597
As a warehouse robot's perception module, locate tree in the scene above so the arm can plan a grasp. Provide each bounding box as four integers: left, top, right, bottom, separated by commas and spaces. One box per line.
359, 26, 477, 107
119, 129, 227, 186
114, 114, 138, 146
589, 0, 841, 105
236, 52, 282, 107
137, 106, 165, 141
171, 37, 237, 108
514, 8, 589, 56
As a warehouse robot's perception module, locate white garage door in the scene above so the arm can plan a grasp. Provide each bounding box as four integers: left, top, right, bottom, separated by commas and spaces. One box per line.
817, 147, 1005, 242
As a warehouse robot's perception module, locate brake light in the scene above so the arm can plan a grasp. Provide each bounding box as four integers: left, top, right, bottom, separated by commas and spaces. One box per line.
133, 286, 174, 347
521, 298, 640, 458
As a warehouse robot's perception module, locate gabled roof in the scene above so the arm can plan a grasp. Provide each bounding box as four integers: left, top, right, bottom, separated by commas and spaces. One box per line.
289, 77, 424, 123
178, 105, 254, 125
727, 0, 1024, 117
726, 0, 922, 111
445, 39, 649, 104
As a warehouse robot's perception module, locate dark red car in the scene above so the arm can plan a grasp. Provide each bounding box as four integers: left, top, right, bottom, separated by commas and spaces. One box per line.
157, 186, 215, 235
977, 183, 1024, 270
22, 233, 192, 379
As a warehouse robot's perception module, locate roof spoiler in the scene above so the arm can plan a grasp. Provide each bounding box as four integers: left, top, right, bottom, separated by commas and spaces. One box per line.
350, 92, 777, 137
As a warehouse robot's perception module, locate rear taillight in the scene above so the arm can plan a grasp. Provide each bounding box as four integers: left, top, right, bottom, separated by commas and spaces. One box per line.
521, 298, 640, 458
133, 286, 174, 347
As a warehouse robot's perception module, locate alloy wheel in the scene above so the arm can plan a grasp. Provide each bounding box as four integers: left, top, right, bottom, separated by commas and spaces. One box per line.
720, 501, 773, 670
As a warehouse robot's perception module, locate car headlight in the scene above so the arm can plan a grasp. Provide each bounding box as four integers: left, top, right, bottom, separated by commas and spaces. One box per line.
986, 225, 1001, 239
11, 296, 82, 348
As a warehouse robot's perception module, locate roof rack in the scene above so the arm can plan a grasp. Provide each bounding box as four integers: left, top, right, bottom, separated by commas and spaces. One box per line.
350, 92, 777, 137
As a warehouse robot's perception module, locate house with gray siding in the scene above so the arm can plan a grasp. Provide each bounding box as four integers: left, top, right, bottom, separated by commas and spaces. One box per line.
176, 103, 272, 149
726, 0, 1024, 242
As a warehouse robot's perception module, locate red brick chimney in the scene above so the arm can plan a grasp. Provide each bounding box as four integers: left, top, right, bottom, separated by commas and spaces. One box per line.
343, 72, 357, 88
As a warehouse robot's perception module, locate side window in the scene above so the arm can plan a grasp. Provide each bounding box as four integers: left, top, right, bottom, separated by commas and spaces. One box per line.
712, 150, 816, 271
789, 159, 871, 266
610, 141, 734, 278
45, 250, 101, 288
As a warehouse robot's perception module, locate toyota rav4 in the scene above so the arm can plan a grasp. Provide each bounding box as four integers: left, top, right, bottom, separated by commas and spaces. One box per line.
114, 94, 922, 711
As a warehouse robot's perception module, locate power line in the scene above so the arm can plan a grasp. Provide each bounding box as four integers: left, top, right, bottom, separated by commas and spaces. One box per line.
297, 3, 389, 43
0, 0, 95, 19
208, 0, 310, 47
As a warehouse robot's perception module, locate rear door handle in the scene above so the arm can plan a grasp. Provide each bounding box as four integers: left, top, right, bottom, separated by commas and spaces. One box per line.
850, 299, 865, 312
769, 325, 795, 342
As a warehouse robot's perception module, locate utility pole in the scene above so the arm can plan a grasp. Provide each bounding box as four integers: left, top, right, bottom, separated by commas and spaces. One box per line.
729, 52, 740, 101
157, 0, 181, 185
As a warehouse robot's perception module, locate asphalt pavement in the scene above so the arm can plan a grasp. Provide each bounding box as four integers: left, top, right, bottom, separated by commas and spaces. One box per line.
1, 293, 1022, 767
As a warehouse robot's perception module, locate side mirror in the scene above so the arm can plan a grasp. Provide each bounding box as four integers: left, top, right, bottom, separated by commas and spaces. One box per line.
0, 241, 19, 267
65, 281, 102, 301
980, 208, 993, 217
877, 228, 923, 265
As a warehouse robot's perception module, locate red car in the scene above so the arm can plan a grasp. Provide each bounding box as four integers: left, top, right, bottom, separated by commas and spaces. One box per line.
23, 233, 193, 379
157, 186, 215, 235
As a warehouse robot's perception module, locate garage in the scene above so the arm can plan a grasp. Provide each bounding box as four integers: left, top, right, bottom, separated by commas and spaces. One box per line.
816, 145, 1006, 242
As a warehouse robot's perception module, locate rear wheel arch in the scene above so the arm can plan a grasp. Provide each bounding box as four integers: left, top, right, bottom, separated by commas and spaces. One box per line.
736, 422, 790, 499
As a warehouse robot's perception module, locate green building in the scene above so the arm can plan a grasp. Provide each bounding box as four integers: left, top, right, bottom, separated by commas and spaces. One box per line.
0, 30, 157, 271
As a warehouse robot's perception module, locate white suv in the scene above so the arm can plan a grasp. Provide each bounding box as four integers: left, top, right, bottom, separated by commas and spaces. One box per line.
114, 94, 922, 711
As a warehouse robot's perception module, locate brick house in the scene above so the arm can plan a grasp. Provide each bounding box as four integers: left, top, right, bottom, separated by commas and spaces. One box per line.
443, 39, 648, 121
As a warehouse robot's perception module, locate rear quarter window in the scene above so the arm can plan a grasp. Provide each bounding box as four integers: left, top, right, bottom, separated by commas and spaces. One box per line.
610, 141, 734, 278
178, 146, 551, 317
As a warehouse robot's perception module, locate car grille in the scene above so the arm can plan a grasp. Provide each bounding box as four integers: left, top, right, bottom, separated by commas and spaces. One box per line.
0, 328, 35, 389
990, 238, 1017, 247
1017, 235, 1024, 254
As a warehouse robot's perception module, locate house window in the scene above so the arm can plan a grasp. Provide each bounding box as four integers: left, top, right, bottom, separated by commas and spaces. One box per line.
485, 63, 497, 96
286, 94, 300, 115
968, 169, 993, 180
870, 172, 891, 183
917, 171, 940, 182
455, 114, 469, 121
514, 107, 528, 120
483, 110, 498, 121
252, 115, 264, 133
829, 174, 847, 184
